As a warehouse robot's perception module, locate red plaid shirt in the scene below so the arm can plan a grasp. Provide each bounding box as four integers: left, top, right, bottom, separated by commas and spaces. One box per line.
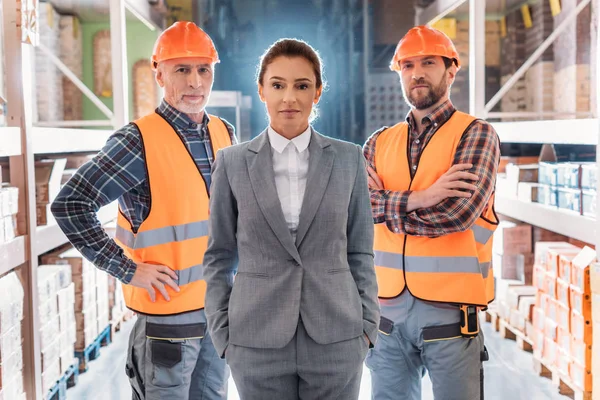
363, 100, 500, 238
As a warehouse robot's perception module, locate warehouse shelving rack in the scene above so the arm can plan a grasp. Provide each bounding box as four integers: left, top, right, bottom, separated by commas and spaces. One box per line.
0, 1, 253, 397
0, 0, 167, 398
403, 0, 600, 248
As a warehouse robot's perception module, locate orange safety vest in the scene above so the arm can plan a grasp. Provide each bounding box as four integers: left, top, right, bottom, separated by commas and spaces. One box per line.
373, 111, 498, 307
114, 112, 232, 315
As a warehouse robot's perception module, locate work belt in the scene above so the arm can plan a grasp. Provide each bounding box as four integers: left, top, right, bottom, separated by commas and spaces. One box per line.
145, 322, 206, 341
378, 315, 490, 356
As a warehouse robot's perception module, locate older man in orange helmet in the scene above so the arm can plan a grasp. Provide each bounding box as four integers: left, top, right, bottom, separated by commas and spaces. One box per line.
362, 26, 500, 399
52, 21, 235, 399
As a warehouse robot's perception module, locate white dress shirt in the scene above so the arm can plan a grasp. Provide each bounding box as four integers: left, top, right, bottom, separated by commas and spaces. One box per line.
267, 125, 311, 241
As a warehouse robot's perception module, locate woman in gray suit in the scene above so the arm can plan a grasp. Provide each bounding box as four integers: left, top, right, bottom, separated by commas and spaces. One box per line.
203, 38, 380, 400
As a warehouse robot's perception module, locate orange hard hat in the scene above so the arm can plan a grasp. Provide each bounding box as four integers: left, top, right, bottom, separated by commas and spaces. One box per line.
390, 25, 460, 71
151, 21, 219, 70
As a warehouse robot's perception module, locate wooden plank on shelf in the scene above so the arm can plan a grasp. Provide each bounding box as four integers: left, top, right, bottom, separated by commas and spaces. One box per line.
0, 127, 22, 157
0, 235, 26, 275
31, 127, 113, 154
494, 195, 596, 244
35, 201, 117, 256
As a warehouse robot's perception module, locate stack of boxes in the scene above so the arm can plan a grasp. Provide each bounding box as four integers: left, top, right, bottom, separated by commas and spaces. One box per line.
493, 221, 534, 285
59, 15, 83, 121
41, 248, 111, 354
35, 159, 67, 226
0, 174, 19, 244
553, 0, 592, 117
36, 3, 63, 122
500, 8, 528, 121
37, 265, 76, 394
497, 159, 597, 218
96, 268, 110, 336
538, 162, 597, 217
493, 220, 536, 334
108, 275, 127, 322
532, 244, 596, 392
524, 0, 554, 115
0, 273, 25, 400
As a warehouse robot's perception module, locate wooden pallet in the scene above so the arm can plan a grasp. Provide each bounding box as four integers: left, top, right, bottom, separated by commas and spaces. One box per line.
533, 355, 592, 400
45, 359, 79, 400
109, 309, 136, 341
482, 308, 500, 332
74, 325, 111, 373
110, 314, 125, 342
498, 319, 533, 352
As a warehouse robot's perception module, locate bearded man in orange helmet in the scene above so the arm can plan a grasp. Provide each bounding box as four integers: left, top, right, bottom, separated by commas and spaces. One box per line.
51, 21, 235, 399
362, 26, 500, 400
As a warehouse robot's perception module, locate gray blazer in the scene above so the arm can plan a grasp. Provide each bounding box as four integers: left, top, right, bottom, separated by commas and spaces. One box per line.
203, 129, 379, 357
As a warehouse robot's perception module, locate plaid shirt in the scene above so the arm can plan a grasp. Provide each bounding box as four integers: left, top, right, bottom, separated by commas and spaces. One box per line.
363, 100, 500, 237
51, 100, 237, 283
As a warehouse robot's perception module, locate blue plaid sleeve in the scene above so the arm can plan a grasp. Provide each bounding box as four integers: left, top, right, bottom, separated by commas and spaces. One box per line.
51, 124, 147, 283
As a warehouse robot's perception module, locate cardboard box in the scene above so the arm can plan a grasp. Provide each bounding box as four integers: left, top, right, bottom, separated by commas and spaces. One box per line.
506, 163, 539, 183
509, 309, 526, 332
493, 222, 533, 255
543, 336, 558, 365
571, 337, 592, 369
544, 317, 558, 341
506, 286, 537, 310
556, 278, 571, 308
34, 159, 67, 204
556, 346, 571, 377
571, 246, 597, 293
533, 328, 545, 358
557, 325, 571, 353
570, 361, 593, 392
557, 301, 571, 331
570, 285, 592, 319
36, 203, 54, 226
517, 182, 545, 202
546, 297, 559, 322
499, 156, 540, 173
547, 247, 581, 277
532, 227, 569, 244
559, 253, 579, 283
534, 265, 547, 292
534, 242, 577, 267
494, 253, 533, 280
571, 310, 592, 344
518, 296, 536, 321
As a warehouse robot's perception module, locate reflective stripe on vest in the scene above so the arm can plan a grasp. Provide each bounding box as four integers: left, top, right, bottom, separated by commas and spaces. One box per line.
116, 220, 209, 249
374, 250, 492, 279
116, 112, 232, 315
372, 110, 498, 306
471, 224, 494, 245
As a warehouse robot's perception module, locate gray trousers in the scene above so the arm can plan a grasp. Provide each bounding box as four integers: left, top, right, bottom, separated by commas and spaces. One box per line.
226, 319, 368, 400
365, 292, 485, 400
125, 311, 230, 400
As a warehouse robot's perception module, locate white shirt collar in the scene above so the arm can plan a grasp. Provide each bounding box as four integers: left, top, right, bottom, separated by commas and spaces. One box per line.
267, 125, 311, 154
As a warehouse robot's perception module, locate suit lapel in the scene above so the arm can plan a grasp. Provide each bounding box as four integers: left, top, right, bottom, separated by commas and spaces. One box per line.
246, 131, 301, 263
295, 130, 334, 247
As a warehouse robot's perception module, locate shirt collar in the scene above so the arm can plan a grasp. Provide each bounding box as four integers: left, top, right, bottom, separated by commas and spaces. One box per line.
156, 99, 209, 133
405, 100, 456, 133
267, 125, 312, 154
